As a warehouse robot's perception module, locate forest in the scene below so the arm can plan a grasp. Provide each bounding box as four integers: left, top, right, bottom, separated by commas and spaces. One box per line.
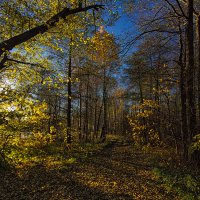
0, 0, 200, 199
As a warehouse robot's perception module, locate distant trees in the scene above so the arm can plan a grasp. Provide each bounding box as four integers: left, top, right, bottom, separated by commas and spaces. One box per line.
123, 0, 200, 165
125, 35, 179, 147
88, 27, 120, 141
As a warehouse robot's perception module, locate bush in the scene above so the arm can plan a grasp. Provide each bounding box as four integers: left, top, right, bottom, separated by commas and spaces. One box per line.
153, 168, 200, 199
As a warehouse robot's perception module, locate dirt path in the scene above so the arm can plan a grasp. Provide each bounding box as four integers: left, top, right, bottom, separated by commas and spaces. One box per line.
0, 142, 178, 200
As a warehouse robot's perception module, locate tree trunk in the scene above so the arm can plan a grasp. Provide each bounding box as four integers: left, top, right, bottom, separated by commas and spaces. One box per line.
93, 86, 98, 140
179, 26, 188, 161
93, 99, 98, 140
138, 65, 148, 144
79, 83, 82, 141
155, 60, 161, 140
97, 102, 103, 136
67, 42, 72, 144
186, 0, 196, 142
197, 16, 200, 125
84, 74, 89, 142
186, 0, 197, 163
100, 68, 107, 142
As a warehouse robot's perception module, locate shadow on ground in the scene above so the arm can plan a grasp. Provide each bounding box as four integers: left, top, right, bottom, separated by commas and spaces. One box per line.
0, 142, 176, 200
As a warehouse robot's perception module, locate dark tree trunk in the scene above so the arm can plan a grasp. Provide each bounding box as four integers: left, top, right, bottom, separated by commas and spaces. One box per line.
67, 42, 72, 144
155, 63, 161, 140
186, 0, 196, 143
84, 74, 89, 142
193, 15, 200, 166
197, 16, 200, 125
93, 100, 97, 140
114, 100, 117, 134
97, 102, 103, 136
93, 87, 98, 140
79, 83, 82, 141
101, 68, 107, 142
186, 0, 198, 163
179, 25, 188, 161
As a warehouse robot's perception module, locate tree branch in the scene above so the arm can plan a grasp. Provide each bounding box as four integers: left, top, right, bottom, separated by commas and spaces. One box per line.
175, 0, 187, 18
178, 0, 199, 16
6, 58, 39, 66
163, 0, 186, 18
121, 29, 180, 57
0, 4, 104, 58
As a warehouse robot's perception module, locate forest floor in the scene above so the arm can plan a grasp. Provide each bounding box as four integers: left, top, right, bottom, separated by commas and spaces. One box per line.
0, 139, 199, 200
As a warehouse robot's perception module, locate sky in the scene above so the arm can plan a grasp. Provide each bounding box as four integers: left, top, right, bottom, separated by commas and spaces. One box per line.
102, 4, 141, 88
106, 14, 133, 36
105, 13, 137, 88
104, 4, 139, 58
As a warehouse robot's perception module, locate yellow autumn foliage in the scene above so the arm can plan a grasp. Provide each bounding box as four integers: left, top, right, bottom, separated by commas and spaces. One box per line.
128, 99, 161, 147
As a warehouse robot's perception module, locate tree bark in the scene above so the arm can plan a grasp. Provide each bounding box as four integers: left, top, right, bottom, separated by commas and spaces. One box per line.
79, 82, 82, 141
186, 0, 196, 144
179, 25, 188, 161
84, 74, 89, 142
197, 16, 200, 124
186, 0, 198, 163
100, 68, 107, 142
67, 42, 72, 144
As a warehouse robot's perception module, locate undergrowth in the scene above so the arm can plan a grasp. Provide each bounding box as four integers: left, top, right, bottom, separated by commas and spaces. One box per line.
0, 135, 113, 170
153, 168, 200, 200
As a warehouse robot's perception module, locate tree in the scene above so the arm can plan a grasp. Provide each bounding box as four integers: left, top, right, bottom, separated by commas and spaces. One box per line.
88, 26, 119, 141
0, 1, 104, 71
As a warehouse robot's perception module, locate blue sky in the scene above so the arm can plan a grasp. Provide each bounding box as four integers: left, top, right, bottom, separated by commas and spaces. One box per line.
102, 5, 140, 88
104, 5, 139, 58
106, 14, 133, 36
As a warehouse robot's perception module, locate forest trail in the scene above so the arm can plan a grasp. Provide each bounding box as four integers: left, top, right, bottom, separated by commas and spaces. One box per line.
0, 142, 179, 200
